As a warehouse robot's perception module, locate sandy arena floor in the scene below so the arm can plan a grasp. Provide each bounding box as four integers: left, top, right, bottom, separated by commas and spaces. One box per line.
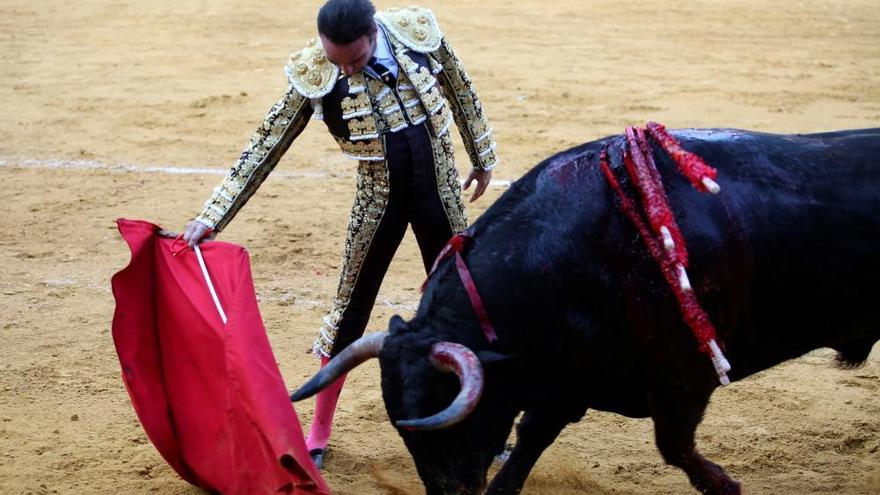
1, 0, 878, 493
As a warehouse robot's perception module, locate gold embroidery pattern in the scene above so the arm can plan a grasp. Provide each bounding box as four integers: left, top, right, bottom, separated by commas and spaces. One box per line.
396, 74, 428, 124
428, 54, 443, 74
420, 85, 445, 113
398, 52, 437, 92
384, 109, 408, 133
313, 160, 391, 357
398, 86, 419, 105
342, 91, 372, 119
471, 120, 492, 143
478, 146, 498, 169
476, 136, 495, 156
376, 6, 443, 53
386, 45, 449, 133
336, 137, 385, 161
429, 103, 454, 138
285, 38, 339, 98
347, 116, 379, 141
406, 100, 427, 124
348, 73, 367, 93
435, 37, 497, 171
366, 77, 389, 97
431, 132, 468, 233
366, 78, 408, 134
375, 92, 400, 116
415, 67, 437, 92
196, 85, 311, 230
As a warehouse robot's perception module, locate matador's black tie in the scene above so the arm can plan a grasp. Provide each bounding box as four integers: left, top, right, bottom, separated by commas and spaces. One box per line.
368, 57, 397, 86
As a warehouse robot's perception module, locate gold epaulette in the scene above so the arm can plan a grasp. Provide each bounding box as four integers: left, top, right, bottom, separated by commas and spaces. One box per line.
376, 6, 442, 53
284, 37, 339, 99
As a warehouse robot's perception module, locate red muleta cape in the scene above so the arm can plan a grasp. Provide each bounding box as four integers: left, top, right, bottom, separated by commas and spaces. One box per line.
110, 219, 329, 494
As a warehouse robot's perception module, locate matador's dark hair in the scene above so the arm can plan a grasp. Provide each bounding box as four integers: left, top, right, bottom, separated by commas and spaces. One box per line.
317, 0, 377, 45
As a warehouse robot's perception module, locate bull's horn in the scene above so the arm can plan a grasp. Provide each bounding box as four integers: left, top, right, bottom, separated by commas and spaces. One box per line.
396, 341, 484, 431
290, 332, 387, 402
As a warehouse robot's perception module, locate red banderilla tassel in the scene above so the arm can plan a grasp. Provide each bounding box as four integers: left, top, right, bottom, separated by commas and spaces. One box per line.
601, 146, 730, 385
625, 127, 689, 266
646, 121, 720, 194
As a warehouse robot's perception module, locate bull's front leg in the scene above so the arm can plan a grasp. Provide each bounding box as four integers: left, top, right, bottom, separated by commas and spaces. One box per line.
650, 384, 741, 495
485, 405, 577, 495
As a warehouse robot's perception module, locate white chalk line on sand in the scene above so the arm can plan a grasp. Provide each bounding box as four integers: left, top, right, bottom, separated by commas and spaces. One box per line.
1, 156, 481, 313
30, 274, 421, 311
0, 157, 514, 187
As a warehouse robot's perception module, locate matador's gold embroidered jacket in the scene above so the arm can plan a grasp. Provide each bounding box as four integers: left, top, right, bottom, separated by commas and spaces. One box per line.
194, 6, 498, 232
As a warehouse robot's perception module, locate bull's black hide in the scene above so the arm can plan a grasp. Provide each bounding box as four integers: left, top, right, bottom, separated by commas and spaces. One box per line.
303, 128, 880, 495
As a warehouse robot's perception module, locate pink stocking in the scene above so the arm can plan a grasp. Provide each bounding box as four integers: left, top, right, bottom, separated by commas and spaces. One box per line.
305, 356, 348, 452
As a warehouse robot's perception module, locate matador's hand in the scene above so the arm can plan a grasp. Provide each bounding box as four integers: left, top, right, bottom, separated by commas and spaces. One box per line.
463, 169, 492, 203
182, 220, 216, 247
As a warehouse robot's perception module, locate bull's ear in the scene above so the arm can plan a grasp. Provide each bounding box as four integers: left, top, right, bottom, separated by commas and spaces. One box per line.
476, 350, 513, 364
388, 315, 408, 335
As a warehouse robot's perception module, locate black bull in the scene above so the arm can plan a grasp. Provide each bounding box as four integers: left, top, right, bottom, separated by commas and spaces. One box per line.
293, 128, 879, 494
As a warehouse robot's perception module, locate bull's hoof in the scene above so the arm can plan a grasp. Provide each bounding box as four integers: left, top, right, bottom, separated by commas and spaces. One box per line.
309, 448, 325, 470
721, 478, 742, 495
697, 475, 741, 495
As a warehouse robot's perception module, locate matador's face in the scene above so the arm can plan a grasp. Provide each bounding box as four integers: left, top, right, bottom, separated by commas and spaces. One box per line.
320, 26, 376, 76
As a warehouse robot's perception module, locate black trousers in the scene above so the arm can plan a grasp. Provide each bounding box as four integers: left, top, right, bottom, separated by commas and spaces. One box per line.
330, 124, 456, 355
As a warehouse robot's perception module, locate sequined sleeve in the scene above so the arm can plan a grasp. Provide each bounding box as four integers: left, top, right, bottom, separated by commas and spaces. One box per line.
194, 84, 313, 231
434, 37, 498, 171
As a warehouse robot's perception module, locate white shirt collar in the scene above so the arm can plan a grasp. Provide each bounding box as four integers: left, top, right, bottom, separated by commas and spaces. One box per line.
374, 26, 394, 63
366, 23, 399, 78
